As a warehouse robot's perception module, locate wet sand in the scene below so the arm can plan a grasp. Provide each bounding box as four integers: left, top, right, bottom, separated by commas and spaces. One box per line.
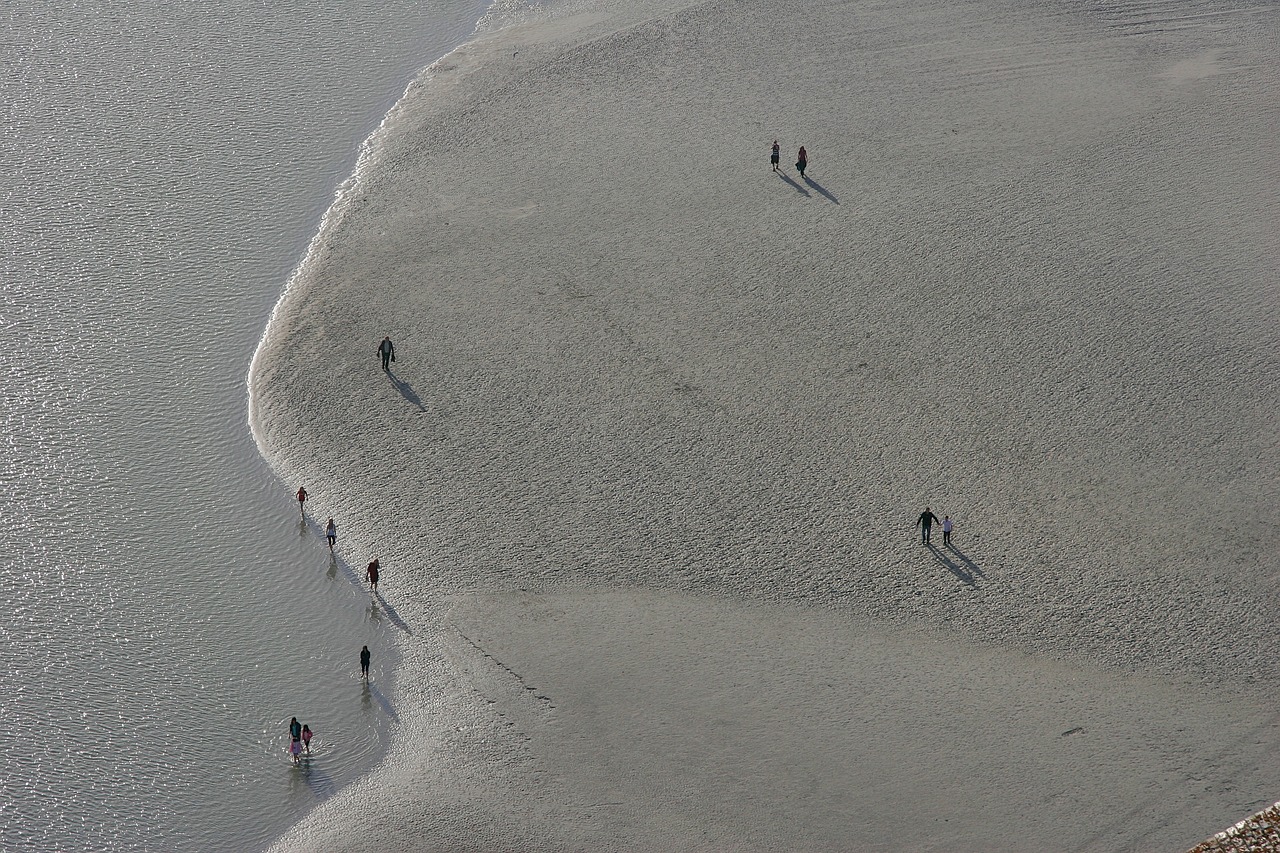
251, 0, 1280, 849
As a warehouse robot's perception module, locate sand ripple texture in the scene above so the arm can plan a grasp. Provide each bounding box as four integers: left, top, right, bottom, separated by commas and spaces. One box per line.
251, 0, 1280, 849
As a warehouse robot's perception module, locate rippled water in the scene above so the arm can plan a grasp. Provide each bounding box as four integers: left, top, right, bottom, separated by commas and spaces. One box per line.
0, 2, 487, 850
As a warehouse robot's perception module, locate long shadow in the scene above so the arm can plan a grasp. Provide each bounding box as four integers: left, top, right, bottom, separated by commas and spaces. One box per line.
372, 592, 411, 635
294, 755, 337, 798
926, 543, 982, 586
326, 553, 363, 589
362, 680, 400, 723
387, 370, 425, 412
776, 170, 811, 197
803, 175, 839, 204
946, 545, 986, 580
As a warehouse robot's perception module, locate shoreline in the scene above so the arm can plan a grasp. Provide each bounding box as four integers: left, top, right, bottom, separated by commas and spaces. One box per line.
252, 0, 1280, 849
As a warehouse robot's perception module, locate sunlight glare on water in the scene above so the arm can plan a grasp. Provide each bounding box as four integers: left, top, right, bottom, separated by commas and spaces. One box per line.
0, 1, 488, 850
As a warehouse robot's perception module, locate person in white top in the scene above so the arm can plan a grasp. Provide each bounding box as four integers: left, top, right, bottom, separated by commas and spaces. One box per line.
326, 518, 337, 551
942, 516, 954, 547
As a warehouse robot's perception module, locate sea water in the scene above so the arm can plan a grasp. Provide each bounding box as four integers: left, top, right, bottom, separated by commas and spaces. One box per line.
0, 2, 488, 850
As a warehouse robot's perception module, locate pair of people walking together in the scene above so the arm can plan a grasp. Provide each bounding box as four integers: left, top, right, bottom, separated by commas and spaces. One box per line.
916, 508, 954, 546
770, 141, 808, 177
287, 717, 314, 763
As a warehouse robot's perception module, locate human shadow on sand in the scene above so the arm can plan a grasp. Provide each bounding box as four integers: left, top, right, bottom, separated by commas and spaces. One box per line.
927, 543, 986, 585
362, 680, 400, 722
327, 552, 364, 589
387, 370, 425, 412
777, 170, 811, 197
289, 755, 337, 799
803, 175, 839, 204
371, 592, 411, 635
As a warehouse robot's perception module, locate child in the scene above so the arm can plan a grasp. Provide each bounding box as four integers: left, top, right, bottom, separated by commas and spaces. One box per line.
942, 515, 954, 546
301, 725, 313, 753
289, 738, 302, 765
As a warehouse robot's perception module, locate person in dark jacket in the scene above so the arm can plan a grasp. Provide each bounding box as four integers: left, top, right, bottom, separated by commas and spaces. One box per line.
916, 507, 940, 544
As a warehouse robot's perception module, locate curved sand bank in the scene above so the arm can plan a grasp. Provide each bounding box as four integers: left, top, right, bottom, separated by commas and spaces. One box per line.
251, 0, 1280, 849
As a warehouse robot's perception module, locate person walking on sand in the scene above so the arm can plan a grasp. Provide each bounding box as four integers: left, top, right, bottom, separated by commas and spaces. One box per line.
366, 558, 380, 592
301, 724, 313, 753
796, 146, 808, 178
325, 518, 337, 551
916, 507, 940, 545
942, 515, 954, 547
770, 140, 780, 171
360, 645, 371, 679
295, 486, 308, 517
378, 336, 395, 372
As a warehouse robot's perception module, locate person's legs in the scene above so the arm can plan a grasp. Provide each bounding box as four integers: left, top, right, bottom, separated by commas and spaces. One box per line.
922, 525, 930, 544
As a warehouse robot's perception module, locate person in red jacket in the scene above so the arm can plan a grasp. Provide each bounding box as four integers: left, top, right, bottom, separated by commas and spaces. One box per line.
295, 486, 308, 517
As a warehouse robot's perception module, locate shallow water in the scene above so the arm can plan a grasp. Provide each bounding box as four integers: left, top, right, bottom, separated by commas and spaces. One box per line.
0, 1, 487, 850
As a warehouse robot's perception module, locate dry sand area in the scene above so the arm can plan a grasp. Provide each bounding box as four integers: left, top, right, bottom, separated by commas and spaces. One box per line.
252, 0, 1280, 849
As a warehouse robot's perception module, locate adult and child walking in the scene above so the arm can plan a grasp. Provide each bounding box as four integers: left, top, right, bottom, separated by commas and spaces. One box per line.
916, 507, 955, 546
770, 140, 808, 177
287, 716, 314, 764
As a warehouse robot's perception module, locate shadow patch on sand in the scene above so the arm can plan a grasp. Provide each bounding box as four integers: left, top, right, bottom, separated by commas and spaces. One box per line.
387, 370, 426, 411
362, 681, 400, 722
776, 170, 810, 196
372, 592, 411, 634
803, 175, 839, 204
927, 542, 986, 584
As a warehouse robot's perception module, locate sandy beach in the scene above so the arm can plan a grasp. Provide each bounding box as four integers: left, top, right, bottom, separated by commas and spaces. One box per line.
250, 0, 1280, 849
